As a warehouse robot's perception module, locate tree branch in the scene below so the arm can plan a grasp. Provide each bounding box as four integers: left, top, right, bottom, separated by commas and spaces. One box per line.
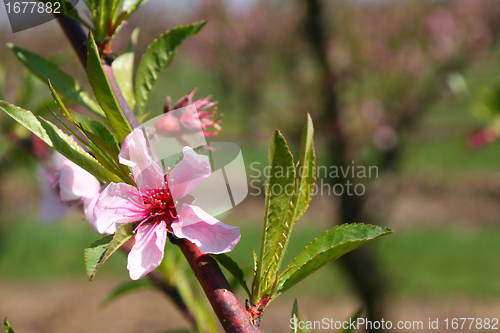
170, 235, 261, 333
56, 15, 88, 68
102, 63, 140, 128
56, 15, 140, 128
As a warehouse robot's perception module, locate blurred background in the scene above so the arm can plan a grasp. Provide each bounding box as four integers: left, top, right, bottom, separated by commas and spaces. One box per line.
1, 0, 500, 332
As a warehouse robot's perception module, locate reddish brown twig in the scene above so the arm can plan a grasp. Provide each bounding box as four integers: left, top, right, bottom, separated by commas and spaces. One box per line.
56, 15, 139, 129
102, 63, 140, 128
170, 235, 261, 333
57, 16, 88, 68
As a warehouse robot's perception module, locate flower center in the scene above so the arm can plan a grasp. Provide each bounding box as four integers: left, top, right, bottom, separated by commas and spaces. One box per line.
142, 186, 177, 226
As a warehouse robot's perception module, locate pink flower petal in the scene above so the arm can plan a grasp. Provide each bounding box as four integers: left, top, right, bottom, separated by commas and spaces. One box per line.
127, 221, 167, 280
84, 191, 118, 234
170, 147, 211, 202
51, 152, 67, 169
37, 165, 69, 223
83, 194, 99, 230
59, 160, 100, 202
93, 183, 147, 234
172, 204, 240, 254
119, 128, 163, 183
135, 164, 165, 195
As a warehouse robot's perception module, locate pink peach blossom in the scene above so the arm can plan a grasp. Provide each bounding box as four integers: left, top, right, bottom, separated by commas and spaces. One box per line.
154, 89, 222, 144
58, 157, 101, 204
93, 128, 240, 280
38, 149, 102, 226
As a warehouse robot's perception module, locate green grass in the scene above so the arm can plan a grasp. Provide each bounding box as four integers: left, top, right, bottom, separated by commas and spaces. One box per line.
376, 226, 500, 299
0, 215, 128, 281
402, 136, 500, 176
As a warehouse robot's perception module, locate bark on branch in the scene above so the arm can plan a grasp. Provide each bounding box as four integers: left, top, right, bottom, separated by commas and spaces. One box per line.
171, 235, 261, 333
56, 15, 139, 128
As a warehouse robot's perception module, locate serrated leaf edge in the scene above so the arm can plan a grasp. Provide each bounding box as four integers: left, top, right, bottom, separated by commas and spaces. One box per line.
276, 223, 394, 293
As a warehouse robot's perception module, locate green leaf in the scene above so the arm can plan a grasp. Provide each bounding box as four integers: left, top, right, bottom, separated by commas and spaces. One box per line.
257, 114, 316, 301
253, 249, 258, 273
47, 82, 129, 182
112, 28, 139, 112
103, 279, 154, 305
290, 299, 310, 333
123, 0, 146, 11
0, 101, 50, 142
277, 224, 394, 294
65, 6, 93, 30
121, 0, 148, 21
71, 112, 120, 155
339, 309, 362, 333
95, 1, 105, 39
0, 101, 118, 184
84, 234, 113, 281
39, 116, 121, 184
4, 318, 14, 333
109, 0, 122, 25
84, 223, 136, 281
135, 21, 206, 116
6, 44, 104, 118
292, 112, 315, 222
211, 253, 252, 298
39, 1, 93, 29
87, 32, 133, 143
291, 299, 299, 333
86, 1, 99, 34
78, 126, 133, 185
80, 128, 128, 178
253, 130, 296, 302
94, 0, 117, 39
